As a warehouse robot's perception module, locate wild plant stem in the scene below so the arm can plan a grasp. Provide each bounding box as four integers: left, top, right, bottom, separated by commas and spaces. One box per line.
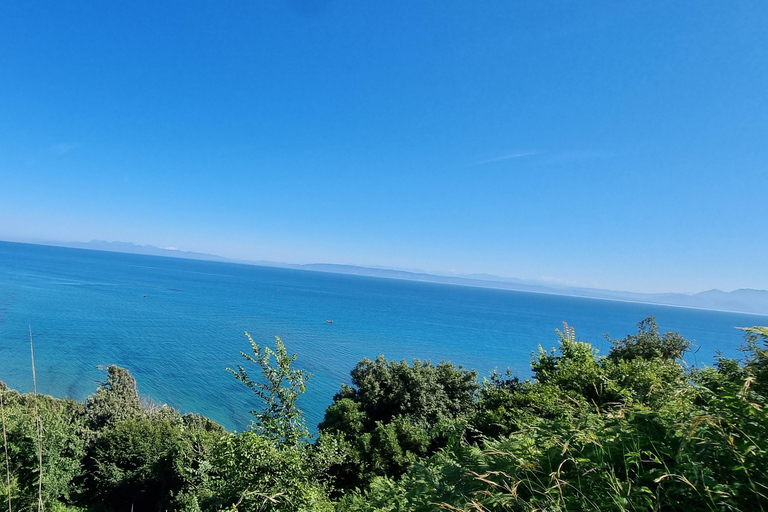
1, 386, 10, 512
29, 327, 43, 512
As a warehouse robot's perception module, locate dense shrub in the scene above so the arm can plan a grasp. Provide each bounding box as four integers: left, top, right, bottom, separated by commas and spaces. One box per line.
319, 356, 479, 490
2, 319, 767, 511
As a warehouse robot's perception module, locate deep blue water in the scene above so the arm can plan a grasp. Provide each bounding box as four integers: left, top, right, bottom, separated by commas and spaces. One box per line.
0, 241, 765, 431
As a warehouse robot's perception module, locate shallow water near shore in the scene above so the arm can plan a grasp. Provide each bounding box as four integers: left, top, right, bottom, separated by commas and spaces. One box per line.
0, 240, 764, 431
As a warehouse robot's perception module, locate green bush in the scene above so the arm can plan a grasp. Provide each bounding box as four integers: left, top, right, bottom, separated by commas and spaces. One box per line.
319, 356, 479, 491
2, 320, 767, 511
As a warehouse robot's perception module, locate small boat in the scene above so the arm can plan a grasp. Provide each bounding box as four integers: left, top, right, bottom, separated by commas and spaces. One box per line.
326, 320, 334, 323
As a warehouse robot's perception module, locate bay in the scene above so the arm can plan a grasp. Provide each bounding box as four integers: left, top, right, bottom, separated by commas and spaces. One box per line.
0, 240, 765, 431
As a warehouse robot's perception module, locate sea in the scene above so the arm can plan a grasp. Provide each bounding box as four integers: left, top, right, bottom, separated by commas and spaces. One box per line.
0, 240, 765, 431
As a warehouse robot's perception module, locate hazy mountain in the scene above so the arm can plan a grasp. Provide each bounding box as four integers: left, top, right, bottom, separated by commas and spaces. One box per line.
295, 264, 768, 316
60, 240, 230, 261
14, 239, 768, 316
55, 240, 286, 267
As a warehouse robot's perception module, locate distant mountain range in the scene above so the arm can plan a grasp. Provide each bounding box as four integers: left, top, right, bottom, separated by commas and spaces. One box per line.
30, 239, 768, 317
293, 263, 768, 317
59, 240, 251, 264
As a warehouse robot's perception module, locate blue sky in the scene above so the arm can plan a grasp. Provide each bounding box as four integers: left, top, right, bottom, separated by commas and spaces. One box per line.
1, 1, 766, 293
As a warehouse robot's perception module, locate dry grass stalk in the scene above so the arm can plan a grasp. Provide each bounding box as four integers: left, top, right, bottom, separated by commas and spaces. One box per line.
1, 385, 10, 512
29, 327, 43, 512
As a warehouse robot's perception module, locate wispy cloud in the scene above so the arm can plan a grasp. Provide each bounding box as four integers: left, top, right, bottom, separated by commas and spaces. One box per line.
469, 150, 613, 168
48, 143, 76, 155
468, 152, 539, 167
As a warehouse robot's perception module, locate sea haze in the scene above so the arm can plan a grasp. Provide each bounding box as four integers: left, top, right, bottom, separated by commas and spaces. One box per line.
0, 240, 765, 431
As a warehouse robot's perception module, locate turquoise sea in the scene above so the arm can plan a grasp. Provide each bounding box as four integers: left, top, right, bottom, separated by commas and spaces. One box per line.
0, 240, 765, 431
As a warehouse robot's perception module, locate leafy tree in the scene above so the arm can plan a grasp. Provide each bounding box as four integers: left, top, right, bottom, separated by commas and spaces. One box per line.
86, 365, 142, 430
211, 333, 339, 511
83, 416, 181, 510
164, 413, 226, 510
80, 408, 227, 511
228, 333, 310, 444
320, 356, 478, 491
608, 317, 691, 362
325, 356, 478, 428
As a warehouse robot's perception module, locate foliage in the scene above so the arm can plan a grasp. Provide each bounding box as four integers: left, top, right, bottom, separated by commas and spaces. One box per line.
83, 415, 181, 509
319, 356, 478, 490
210, 333, 346, 511
608, 317, 691, 362
208, 432, 334, 512
85, 365, 142, 430
737, 326, 768, 397
1, 391, 86, 510
2, 319, 768, 511
228, 333, 310, 444
531, 322, 613, 404
0, 365, 230, 511
344, 319, 768, 511
331, 356, 479, 425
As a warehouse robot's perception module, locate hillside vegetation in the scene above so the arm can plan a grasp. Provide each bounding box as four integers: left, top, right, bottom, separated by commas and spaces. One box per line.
1, 319, 767, 511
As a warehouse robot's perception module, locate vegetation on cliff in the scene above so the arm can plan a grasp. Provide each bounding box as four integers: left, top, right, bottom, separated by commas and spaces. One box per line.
1, 318, 767, 511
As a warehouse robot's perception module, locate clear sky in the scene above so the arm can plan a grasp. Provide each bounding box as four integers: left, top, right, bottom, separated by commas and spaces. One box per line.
1, 1, 766, 294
